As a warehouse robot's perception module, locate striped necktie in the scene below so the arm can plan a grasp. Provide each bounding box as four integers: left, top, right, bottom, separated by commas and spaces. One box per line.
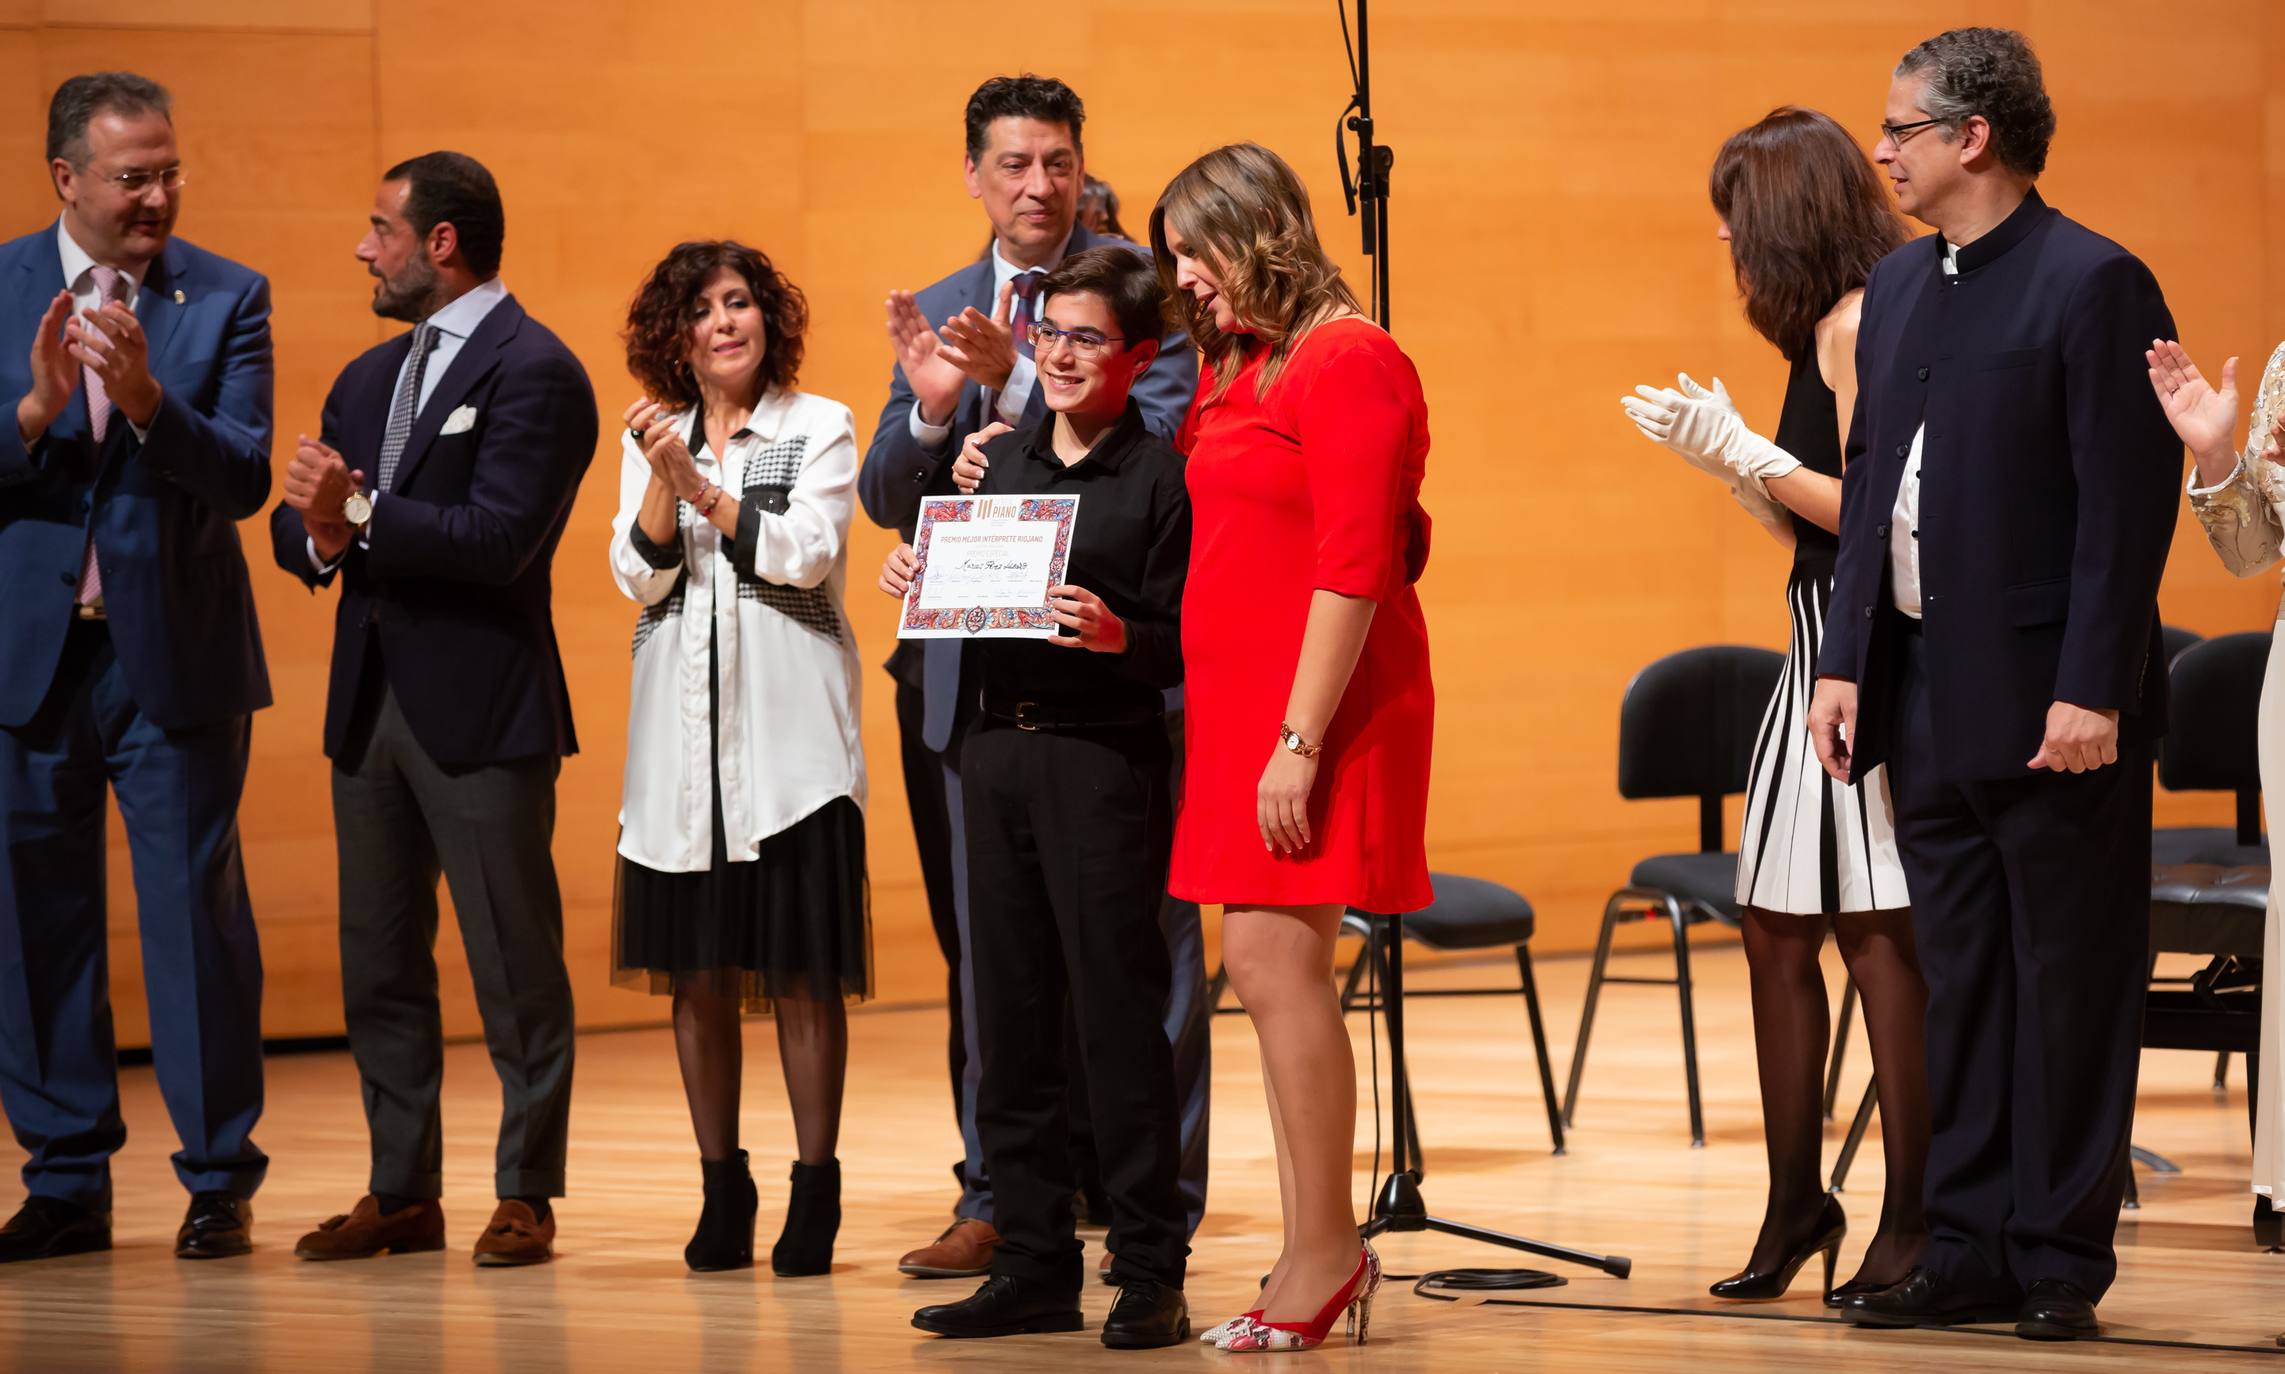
76, 265, 127, 608
376, 321, 440, 492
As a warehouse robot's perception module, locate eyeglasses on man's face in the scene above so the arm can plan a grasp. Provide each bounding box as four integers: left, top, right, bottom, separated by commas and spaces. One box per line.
1027, 322, 1126, 358
87, 164, 186, 196
1877, 118, 1946, 148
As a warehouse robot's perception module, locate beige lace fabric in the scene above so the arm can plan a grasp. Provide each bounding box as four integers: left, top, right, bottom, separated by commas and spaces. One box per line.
2187, 339, 2285, 578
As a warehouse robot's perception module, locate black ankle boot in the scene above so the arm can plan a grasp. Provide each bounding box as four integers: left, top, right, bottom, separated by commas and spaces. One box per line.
770, 1158, 840, 1277
685, 1150, 757, 1272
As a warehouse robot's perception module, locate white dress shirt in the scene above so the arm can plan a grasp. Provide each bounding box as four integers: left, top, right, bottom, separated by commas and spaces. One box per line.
1889, 240, 1963, 618
56, 216, 149, 443
609, 388, 868, 871
308, 277, 510, 570
907, 230, 1072, 449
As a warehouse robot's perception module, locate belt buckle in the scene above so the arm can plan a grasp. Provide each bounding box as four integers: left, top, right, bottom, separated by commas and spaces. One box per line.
1012, 701, 1041, 732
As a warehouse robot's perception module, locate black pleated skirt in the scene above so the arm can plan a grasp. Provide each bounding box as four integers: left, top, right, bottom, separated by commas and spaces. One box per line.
611, 629, 872, 1012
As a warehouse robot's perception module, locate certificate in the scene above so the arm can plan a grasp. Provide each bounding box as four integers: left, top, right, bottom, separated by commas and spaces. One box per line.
898, 493, 1081, 639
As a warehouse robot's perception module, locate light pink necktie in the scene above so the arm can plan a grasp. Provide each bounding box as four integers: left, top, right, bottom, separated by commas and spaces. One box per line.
77, 265, 121, 607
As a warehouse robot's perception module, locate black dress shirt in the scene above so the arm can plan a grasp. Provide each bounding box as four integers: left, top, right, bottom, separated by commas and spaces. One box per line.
968, 400, 1190, 715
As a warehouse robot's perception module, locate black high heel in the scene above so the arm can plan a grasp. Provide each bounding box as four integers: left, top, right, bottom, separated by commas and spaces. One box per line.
770, 1158, 840, 1276
1709, 1194, 1845, 1301
685, 1149, 758, 1272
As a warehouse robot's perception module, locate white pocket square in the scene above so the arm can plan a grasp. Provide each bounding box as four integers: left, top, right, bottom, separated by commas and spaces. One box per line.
439, 404, 478, 435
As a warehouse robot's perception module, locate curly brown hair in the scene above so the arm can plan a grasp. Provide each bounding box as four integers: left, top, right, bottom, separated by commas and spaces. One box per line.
623, 240, 807, 408
1149, 143, 1361, 405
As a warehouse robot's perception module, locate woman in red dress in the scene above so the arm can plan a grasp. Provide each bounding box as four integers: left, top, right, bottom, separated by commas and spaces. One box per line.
1151, 143, 1433, 1353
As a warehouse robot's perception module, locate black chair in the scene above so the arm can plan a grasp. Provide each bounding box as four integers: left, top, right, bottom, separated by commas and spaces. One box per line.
2152, 631, 2270, 869
2160, 622, 2205, 674
1337, 873, 1567, 1165
1562, 645, 1785, 1147
2139, 862, 2276, 1246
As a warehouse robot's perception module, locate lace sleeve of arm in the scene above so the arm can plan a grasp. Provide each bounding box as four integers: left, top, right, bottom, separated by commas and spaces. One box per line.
2188, 340, 2285, 578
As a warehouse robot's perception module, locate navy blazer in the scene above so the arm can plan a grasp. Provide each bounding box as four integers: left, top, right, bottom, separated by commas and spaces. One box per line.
269, 292, 597, 769
0, 227, 273, 731
1817, 191, 2180, 782
859, 224, 1199, 694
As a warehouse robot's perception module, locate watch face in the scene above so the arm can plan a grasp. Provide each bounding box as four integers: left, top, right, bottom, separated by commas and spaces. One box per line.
343, 491, 373, 526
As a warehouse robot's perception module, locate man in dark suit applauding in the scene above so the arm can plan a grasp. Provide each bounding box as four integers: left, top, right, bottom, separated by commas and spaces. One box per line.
271, 152, 596, 1268
0, 72, 273, 1265
1810, 29, 2179, 1341
860, 74, 1207, 1281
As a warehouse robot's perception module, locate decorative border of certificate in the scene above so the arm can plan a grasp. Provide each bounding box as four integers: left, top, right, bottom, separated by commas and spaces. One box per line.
899, 493, 1080, 639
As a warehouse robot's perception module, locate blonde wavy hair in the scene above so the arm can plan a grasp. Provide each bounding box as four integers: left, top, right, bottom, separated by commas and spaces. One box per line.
1149, 143, 1362, 404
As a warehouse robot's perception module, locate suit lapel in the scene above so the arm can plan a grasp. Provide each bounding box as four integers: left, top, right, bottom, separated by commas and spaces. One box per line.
134, 240, 188, 369
387, 293, 520, 494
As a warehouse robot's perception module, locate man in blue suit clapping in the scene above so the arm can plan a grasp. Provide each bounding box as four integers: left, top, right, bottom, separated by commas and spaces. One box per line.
0, 71, 273, 1264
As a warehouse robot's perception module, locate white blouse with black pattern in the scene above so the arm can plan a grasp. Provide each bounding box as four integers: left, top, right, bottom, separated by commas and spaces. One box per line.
608, 387, 866, 873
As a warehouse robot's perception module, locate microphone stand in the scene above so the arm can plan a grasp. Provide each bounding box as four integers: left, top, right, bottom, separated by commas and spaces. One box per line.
1337, 0, 1629, 1284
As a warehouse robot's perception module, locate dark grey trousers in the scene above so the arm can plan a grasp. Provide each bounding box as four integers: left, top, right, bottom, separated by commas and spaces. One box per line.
331, 687, 574, 1200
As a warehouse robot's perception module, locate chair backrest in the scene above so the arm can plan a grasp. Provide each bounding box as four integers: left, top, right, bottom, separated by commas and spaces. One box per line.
2160, 623, 2204, 670
1617, 645, 1786, 851
2160, 630, 2270, 843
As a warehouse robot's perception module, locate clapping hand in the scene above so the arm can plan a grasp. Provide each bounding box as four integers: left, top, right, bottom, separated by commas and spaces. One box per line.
951, 422, 1012, 493
2145, 340, 2239, 465
886, 291, 967, 426
625, 397, 707, 502
67, 302, 161, 427
15, 290, 80, 443
936, 279, 1020, 393
283, 435, 362, 560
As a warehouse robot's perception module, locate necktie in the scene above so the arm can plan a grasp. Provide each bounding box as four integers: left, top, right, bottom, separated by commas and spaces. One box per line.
76, 265, 125, 608
376, 321, 440, 493
1011, 268, 1044, 360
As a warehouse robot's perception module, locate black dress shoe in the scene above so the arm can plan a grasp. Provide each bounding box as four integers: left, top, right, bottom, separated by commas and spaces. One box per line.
1101, 1280, 1190, 1349
1825, 1277, 1891, 1310
912, 1274, 1085, 1338
176, 1191, 253, 1259
1842, 1267, 2021, 1328
2015, 1279, 2098, 1341
0, 1197, 111, 1263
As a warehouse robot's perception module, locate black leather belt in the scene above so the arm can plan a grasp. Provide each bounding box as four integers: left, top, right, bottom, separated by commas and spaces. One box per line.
981, 696, 1161, 733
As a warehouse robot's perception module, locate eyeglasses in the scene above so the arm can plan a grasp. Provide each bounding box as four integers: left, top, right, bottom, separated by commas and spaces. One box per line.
1877, 118, 1945, 147
1026, 322, 1126, 358
90, 165, 186, 195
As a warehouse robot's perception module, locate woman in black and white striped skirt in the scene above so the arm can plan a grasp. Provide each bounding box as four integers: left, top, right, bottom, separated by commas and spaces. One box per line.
1621, 107, 1926, 1305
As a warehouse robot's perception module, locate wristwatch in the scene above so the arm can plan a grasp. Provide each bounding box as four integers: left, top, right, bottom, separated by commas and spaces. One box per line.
342, 489, 373, 533
1278, 723, 1323, 759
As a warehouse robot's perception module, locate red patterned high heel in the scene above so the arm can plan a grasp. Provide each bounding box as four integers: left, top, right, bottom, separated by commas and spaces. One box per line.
1225, 1246, 1381, 1353
1201, 1309, 1264, 1346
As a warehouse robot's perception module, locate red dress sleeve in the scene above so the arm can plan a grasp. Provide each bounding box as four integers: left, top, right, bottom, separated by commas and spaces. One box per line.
1295, 341, 1418, 599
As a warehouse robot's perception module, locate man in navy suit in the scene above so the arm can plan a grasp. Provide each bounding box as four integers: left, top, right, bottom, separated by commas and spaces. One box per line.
270, 152, 596, 1268
0, 72, 272, 1264
861, 74, 1207, 1280
1810, 29, 2178, 1341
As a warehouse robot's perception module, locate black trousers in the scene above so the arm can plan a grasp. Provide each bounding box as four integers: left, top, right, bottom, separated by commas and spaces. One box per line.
331, 686, 575, 1200
894, 677, 967, 1148
1884, 619, 2149, 1299
962, 717, 1187, 1291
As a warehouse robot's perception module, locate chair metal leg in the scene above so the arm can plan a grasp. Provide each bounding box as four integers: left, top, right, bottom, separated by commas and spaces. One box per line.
1560, 897, 1625, 1129
1823, 979, 1858, 1121
1336, 942, 1370, 1014
2215, 1051, 2231, 1092
1670, 897, 1705, 1148
1829, 1077, 1878, 1193
1514, 945, 1567, 1155
2123, 1142, 2140, 1210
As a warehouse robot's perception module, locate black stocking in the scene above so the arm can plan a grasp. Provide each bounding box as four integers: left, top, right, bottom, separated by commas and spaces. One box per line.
673, 975, 745, 1161
1832, 908, 1929, 1288
772, 991, 848, 1166
1737, 906, 1834, 1272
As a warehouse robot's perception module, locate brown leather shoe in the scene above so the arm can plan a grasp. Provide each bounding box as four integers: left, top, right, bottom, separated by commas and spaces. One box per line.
295, 1195, 445, 1261
472, 1200, 555, 1267
898, 1217, 999, 1278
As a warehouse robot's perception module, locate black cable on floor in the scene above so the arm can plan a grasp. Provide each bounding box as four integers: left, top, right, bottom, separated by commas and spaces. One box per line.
1400, 1267, 1567, 1296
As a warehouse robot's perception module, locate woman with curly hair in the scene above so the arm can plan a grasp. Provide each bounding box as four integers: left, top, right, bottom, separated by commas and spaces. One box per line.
607, 240, 868, 1276
1152, 143, 1433, 1353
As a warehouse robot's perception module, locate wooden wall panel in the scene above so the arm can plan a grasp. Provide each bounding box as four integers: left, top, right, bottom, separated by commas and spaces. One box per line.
2, 0, 2278, 1047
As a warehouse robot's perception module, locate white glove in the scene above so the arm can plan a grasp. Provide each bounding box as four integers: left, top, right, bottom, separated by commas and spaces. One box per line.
1619, 372, 1805, 495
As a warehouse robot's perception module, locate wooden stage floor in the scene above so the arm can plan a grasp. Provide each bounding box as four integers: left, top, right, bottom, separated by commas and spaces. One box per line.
1, 944, 2277, 1371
